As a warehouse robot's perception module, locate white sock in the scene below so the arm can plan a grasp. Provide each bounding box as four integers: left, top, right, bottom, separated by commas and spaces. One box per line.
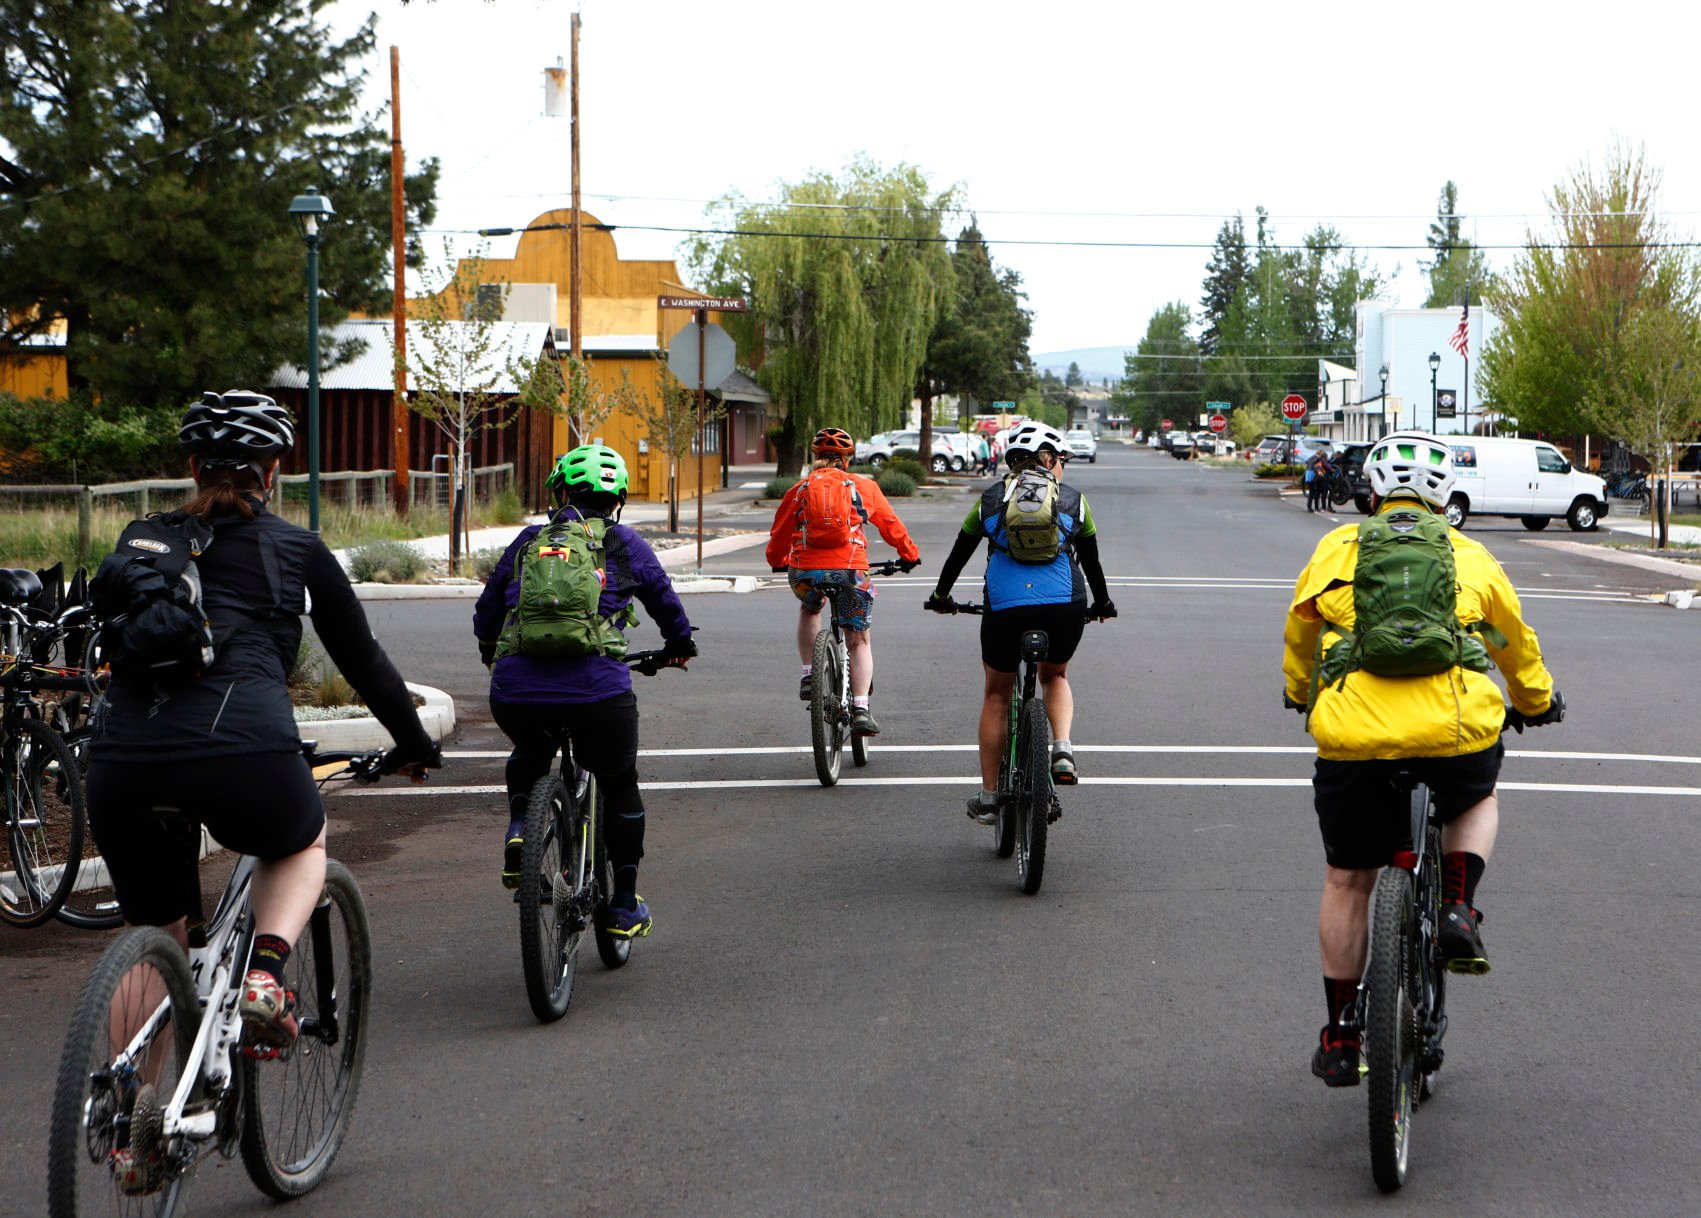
1052, 738, 1073, 755
801, 664, 813, 678
978, 789, 999, 806
852, 695, 869, 710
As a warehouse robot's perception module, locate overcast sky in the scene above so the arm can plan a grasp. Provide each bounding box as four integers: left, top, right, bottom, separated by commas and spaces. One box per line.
327, 0, 1701, 358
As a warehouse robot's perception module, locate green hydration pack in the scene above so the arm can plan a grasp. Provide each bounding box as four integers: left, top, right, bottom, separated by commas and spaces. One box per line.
1000, 469, 1064, 563
495, 512, 636, 661
1312, 504, 1507, 705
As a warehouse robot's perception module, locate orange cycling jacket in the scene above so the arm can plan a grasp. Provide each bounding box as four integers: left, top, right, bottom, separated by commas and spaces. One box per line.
765, 469, 920, 571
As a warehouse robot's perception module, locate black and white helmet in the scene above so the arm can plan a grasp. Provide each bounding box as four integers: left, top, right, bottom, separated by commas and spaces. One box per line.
179, 391, 295, 463
1364, 431, 1456, 509
1004, 422, 1067, 461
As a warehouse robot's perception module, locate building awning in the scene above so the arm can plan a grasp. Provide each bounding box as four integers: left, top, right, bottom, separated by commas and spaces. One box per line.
715, 370, 771, 405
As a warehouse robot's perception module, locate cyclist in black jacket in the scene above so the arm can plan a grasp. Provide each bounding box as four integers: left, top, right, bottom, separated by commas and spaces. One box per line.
88, 391, 440, 1055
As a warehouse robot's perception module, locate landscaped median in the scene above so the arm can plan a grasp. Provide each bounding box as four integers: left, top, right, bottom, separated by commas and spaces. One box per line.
294, 681, 457, 751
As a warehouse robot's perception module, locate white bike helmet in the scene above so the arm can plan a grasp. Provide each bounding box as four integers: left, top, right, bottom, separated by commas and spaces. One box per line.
1364, 432, 1456, 509
1004, 422, 1067, 462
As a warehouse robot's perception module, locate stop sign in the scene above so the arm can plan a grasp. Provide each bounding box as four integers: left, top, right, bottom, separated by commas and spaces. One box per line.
1209, 413, 1228, 433
1160, 418, 1173, 430
1281, 394, 1308, 421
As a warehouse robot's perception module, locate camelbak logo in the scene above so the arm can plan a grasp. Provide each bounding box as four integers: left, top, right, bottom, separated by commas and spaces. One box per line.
127, 538, 171, 553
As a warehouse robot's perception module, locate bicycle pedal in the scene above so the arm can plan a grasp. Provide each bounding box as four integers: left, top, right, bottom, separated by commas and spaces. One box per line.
1047, 797, 1063, 824
1444, 957, 1491, 976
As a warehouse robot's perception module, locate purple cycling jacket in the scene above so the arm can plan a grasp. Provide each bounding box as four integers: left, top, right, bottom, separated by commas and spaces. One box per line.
472, 507, 693, 704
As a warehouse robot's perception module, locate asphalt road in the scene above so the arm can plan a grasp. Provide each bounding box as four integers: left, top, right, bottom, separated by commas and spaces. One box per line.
4, 444, 1699, 1217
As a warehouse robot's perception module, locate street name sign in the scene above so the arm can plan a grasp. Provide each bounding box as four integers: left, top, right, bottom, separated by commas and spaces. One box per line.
657, 295, 748, 312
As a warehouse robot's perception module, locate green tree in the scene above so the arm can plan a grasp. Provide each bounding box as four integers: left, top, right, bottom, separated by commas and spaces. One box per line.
688, 157, 957, 475
1421, 181, 1492, 308
916, 221, 1034, 459
1114, 302, 1201, 435
1199, 215, 1248, 356
631, 363, 726, 533
1229, 400, 1280, 453
1595, 305, 1701, 543
0, 0, 440, 407
1481, 142, 1701, 447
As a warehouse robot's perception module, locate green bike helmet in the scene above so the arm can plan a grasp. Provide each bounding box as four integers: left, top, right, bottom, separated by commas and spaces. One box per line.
547, 444, 629, 497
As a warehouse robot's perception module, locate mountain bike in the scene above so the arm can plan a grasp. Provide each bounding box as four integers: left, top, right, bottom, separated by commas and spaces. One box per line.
807, 560, 904, 788
0, 581, 92, 927
945, 603, 1059, 895
47, 746, 398, 1216
1358, 709, 1549, 1192
517, 649, 683, 1023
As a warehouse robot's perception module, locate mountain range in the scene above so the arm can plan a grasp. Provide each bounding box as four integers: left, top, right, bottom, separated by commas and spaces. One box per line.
1033, 346, 1133, 385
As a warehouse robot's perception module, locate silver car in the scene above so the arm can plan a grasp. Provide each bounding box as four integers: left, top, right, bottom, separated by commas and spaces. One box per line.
1064, 429, 1098, 463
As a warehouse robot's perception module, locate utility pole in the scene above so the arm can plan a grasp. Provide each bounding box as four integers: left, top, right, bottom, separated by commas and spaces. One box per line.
569, 12, 582, 372
389, 46, 410, 515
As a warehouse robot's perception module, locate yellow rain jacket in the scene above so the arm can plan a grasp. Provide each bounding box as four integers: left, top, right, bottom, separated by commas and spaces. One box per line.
1283, 501, 1555, 761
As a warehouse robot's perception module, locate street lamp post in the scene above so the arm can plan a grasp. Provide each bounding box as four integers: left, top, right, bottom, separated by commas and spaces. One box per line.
1428, 350, 1441, 435
1378, 364, 1389, 438
288, 187, 336, 533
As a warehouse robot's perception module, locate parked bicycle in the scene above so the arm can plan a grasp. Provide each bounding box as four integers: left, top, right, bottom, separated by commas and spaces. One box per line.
807, 560, 904, 787
47, 745, 394, 1216
517, 649, 682, 1023
1357, 710, 1542, 1192
940, 602, 1059, 895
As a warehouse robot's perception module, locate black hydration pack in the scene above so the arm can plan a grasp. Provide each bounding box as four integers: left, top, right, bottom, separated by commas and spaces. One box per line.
92, 512, 218, 683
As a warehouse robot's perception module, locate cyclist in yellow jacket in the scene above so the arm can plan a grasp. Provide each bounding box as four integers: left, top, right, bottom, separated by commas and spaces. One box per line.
1282, 433, 1564, 1086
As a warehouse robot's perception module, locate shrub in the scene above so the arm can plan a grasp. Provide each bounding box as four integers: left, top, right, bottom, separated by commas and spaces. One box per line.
484, 486, 526, 525
0, 392, 182, 482
1255, 462, 1303, 479
764, 476, 799, 499
347, 539, 428, 583
877, 470, 917, 497
890, 447, 920, 463
471, 547, 506, 582
309, 668, 360, 708
886, 458, 927, 484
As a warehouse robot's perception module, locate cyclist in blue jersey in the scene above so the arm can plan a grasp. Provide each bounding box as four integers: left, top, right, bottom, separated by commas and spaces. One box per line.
473, 445, 697, 938
924, 422, 1116, 822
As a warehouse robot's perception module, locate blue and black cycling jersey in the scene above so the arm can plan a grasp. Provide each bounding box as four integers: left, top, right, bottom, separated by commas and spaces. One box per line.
931, 476, 1109, 613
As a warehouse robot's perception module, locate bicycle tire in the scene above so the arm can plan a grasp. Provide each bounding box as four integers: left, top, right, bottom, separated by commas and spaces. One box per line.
810, 630, 842, 787
993, 706, 1016, 858
589, 777, 632, 969
851, 728, 869, 767
517, 775, 583, 1022
3, 718, 84, 927
48, 926, 200, 1217
53, 726, 123, 930
1016, 697, 1050, 895
1366, 867, 1419, 1192
239, 859, 373, 1197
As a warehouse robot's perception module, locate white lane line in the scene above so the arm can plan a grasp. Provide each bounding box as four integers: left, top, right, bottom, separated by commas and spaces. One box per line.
344, 777, 1701, 797
444, 745, 1701, 765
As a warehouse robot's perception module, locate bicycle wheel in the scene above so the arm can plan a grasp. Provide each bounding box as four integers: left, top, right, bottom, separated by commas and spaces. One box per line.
2, 718, 84, 927
1015, 697, 1051, 895
517, 773, 584, 1021
53, 726, 123, 930
993, 708, 1016, 859
810, 629, 843, 787
590, 778, 633, 969
240, 859, 372, 1198
1365, 867, 1419, 1192
48, 926, 200, 1217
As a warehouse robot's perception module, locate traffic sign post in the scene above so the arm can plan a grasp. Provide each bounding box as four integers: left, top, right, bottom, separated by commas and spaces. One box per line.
1208, 413, 1227, 433
1280, 394, 1307, 465
1160, 418, 1173, 431
658, 295, 747, 568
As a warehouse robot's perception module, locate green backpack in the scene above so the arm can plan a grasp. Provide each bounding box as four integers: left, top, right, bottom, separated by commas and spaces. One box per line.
495, 514, 634, 661
1001, 469, 1064, 563
1313, 505, 1506, 699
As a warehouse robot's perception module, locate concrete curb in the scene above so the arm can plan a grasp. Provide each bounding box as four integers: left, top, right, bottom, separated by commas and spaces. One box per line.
1521, 538, 1701, 585
293, 681, 457, 751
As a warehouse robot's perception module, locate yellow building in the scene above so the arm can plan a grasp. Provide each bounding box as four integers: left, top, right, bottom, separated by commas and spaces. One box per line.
0, 322, 69, 399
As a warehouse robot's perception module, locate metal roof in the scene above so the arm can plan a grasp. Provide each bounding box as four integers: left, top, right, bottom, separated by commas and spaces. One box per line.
270, 319, 554, 392
717, 369, 771, 404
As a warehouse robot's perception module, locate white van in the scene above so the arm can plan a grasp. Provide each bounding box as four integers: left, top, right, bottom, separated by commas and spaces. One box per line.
1441, 436, 1608, 531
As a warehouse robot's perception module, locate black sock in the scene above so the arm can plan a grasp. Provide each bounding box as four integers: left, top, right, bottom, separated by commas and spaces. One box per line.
610, 865, 638, 908
249, 934, 291, 985
1325, 976, 1359, 1028
1443, 851, 1487, 908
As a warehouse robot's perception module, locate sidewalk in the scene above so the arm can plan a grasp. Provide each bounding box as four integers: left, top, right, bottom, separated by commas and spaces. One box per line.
1602, 517, 1701, 545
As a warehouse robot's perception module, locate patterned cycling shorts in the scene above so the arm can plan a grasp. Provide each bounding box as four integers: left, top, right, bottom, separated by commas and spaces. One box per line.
789, 568, 875, 632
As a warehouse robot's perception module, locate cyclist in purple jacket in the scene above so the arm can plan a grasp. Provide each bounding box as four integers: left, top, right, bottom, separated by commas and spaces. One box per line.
473, 445, 696, 938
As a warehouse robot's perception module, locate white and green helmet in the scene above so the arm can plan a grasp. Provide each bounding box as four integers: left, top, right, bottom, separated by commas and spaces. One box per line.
548, 444, 629, 497
1365, 432, 1455, 508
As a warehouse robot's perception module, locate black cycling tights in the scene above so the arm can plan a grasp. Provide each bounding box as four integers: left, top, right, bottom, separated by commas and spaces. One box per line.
491, 693, 645, 874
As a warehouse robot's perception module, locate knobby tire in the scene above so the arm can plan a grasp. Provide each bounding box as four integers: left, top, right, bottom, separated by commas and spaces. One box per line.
240, 859, 372, 1197
53, 725, 123, 930
2, 718, 84, 928
1366, 868, 1418, 1192
993, 705, 1016, 858
1016, 697, 1051, 895
48, 926, 199, 1217
588, 779, 631, 969
518, 776, 581, 1022
810, 630, 843, 787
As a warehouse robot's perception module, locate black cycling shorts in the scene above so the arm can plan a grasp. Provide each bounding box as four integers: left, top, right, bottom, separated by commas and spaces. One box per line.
980, 602, 1087, 673
1312, 741, 1504, 869
87, 752, 326, 926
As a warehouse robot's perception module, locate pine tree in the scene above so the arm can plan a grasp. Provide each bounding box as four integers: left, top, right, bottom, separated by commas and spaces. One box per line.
1199, 215, 1248, 355
1421, 181, 1491, 308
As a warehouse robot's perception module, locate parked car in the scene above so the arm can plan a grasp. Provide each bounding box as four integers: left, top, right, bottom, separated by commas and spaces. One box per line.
1196, 434, 1237, 457
1334, 441, 1373, 512
1164, 430, 1195, 460
1253, 433, 1331, 465
1064, 429, 1098, 463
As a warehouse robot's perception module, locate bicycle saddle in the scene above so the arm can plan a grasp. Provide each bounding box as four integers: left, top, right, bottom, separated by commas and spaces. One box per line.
0, 568, 43, 606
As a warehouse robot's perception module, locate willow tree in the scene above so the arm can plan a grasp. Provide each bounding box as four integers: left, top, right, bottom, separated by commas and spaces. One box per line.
689, 157, 958, 474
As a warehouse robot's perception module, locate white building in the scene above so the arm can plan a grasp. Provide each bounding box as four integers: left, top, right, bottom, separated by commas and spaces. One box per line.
1308, 304, 1500, 443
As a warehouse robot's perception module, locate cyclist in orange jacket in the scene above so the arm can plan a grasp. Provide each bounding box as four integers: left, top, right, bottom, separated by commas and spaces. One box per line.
766, 427, 920, 736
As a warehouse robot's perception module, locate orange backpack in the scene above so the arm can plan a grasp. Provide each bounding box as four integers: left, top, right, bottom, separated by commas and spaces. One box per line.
800, 467, 858, 548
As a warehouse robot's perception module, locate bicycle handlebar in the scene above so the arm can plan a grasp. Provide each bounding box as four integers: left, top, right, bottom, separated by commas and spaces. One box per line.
626, 648, 691, 676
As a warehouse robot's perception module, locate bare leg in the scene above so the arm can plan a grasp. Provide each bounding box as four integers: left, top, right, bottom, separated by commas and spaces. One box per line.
1037, 661, 1073, 742
978, 665, 1017, 790
845, 627, 872, 696
1319, 866, 1380, 980
250, 827, 328, 947
796, 604, 822, 665
1441, 792, 1498, 860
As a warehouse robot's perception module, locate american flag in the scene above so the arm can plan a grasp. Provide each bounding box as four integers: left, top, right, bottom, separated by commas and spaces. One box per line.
1448, 303, 1470, 358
